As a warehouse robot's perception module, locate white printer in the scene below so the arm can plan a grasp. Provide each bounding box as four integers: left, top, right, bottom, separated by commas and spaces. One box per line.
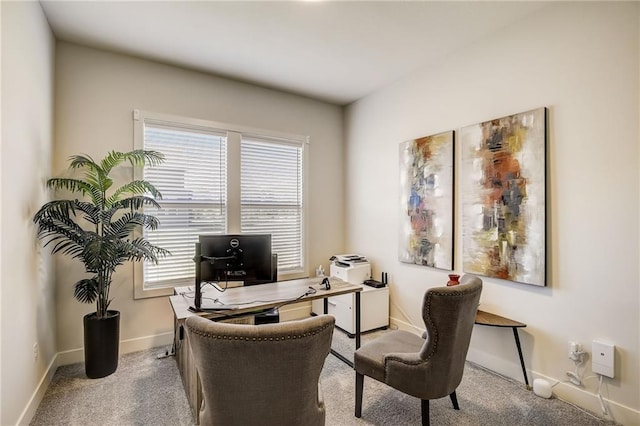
330, 254, 371, 284
312, 254, 389, 336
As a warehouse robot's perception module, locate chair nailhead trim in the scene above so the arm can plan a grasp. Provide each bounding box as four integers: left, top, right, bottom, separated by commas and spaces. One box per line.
188, 321, 333, 341
422, 285, 482, 359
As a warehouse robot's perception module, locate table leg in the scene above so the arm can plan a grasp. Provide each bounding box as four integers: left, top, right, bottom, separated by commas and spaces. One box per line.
355, 292, 361, 350
512, 327, 530, 389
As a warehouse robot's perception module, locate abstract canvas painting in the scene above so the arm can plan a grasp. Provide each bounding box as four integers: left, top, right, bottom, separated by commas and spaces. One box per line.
399, 130, 454, 270
460, 108, 547, 286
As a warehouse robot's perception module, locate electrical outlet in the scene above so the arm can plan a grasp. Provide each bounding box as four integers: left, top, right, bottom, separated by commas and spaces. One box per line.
33, 343, 38, 361
568, 341, 583, 361
592, 340, 615, 378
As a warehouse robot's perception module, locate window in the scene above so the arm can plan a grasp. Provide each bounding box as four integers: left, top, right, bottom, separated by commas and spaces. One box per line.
241, 137, 303, 272
133, 110, 308, 298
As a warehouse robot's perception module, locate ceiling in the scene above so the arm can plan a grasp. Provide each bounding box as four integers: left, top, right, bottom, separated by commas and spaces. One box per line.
40, 1, 549, 106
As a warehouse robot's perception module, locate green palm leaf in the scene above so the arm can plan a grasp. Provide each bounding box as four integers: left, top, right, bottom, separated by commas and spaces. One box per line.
51, 239, 85, 260
74, 278, 99, 304
47, 178, 105, 206
33, 150, 170, 318
111, 195, 161, 211
73, 200, 101, 224
101, 150, 164, 174
106, 181, 162, 207
107, 212, 160, 239
124, 238, 170, 264
101, 196, 160, 226
68, 155, 112, 192
34, 199, 76, 222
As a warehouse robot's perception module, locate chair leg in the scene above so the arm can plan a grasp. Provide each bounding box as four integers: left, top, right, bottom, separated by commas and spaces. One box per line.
421, 399, 430, 426
355, 372, 364, 418
450, 391, 459, 410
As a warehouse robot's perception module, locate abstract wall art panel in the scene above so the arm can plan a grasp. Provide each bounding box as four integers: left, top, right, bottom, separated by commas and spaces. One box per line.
399, 130, 454, 270
460, 107, 547, 286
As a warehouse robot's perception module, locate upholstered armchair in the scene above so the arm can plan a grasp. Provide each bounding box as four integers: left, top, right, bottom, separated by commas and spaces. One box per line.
354, 274, 482, 426
185, 314, 335, 426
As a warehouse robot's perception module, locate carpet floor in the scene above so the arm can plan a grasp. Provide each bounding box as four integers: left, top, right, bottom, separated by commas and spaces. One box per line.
30, 328, 618, 425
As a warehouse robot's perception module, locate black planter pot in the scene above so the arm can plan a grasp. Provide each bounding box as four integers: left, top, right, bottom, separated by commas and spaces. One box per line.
83, 310, 120, 379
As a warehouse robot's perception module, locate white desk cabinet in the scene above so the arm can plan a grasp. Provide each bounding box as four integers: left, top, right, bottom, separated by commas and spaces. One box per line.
312, 284, 389, 336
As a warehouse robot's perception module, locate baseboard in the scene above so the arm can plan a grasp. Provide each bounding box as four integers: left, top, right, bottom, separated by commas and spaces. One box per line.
466, 347, 640, 425
16, 355, 59, 426
389, 315, 423, 335
537, 372, 640, 426
56, 331, 174, 366
466, 346, 528, 387
53, 307, 308, 367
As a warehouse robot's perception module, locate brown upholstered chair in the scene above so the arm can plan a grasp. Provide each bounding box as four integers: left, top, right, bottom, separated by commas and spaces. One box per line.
185, 314, 335, 426
354, 274, 482, 426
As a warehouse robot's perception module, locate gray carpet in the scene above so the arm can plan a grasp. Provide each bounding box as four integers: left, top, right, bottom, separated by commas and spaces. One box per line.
31, 328, 617, 426
30, 349, 193, 426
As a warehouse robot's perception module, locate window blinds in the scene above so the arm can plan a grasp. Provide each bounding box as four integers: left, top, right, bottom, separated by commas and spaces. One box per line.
240, 138, 304, 273
142, 122, 227, 288
137, 113, 306, 291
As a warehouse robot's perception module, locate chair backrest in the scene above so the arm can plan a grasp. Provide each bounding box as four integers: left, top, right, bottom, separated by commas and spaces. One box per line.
417, 274, 482, 395
185, 314, 335, 426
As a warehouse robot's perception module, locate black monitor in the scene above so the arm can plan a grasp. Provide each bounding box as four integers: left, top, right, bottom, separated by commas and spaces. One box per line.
191, 234, 274, 311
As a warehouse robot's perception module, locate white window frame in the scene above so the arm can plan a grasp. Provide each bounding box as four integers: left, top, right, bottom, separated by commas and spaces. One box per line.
133, 109, 309, 299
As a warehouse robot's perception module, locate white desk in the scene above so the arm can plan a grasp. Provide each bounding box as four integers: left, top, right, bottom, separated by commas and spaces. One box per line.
169, 277, 362, 423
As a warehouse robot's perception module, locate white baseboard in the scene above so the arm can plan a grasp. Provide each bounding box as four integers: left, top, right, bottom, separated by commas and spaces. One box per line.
56, 331, 174, 366
389, 315, 640, 426
16, 356, 58, 426
389, 315, 423, 335
538, 372, 640, 426
119, 331, 174, 359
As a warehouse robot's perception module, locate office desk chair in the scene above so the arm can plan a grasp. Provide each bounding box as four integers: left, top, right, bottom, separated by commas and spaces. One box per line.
354, 274, 482, 426
186, 314, 335, 426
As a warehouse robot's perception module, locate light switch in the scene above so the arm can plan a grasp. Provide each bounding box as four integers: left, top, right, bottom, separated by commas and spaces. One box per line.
592, 340, 615, 378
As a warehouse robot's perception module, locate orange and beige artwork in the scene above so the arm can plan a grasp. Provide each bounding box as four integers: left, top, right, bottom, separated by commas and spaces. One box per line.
460, 108, 547, 286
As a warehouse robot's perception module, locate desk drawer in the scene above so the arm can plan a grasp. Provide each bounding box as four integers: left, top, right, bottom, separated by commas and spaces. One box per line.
311, 286, 389, 334
322, 293, 353, 332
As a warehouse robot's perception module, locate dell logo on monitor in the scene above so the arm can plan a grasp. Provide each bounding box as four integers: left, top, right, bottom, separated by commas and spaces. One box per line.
230, 239, 240, 248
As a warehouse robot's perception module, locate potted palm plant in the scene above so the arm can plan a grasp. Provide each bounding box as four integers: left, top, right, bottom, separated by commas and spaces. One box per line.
33, 150, 169, 378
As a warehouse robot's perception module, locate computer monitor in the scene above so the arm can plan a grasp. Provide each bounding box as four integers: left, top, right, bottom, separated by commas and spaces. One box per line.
191, 234, 274, 311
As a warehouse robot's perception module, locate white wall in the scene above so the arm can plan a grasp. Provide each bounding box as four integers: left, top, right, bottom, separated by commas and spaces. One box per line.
54, 43, 344, 357
344, 2, 638, 424
1, 2, 56, 425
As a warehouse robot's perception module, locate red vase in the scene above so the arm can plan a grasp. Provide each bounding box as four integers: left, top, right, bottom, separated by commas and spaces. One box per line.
447, 274, 460, 286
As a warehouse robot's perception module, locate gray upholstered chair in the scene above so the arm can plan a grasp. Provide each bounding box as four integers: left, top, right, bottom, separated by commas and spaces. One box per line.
354, 274, 482, 426
185, 314, 335, 426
